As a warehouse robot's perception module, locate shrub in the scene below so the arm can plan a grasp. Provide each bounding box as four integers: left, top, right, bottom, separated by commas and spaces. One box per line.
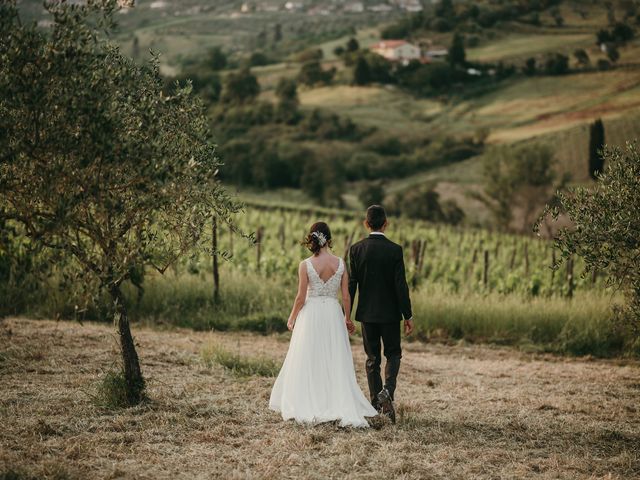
544, 53, 569, 75
523, 57, 537, 75
362, 132, 408, 156
93, 370, 135, 409
294, 48, 323, 63
297, 61, 336, 86
222, 68, 260, 104
247, 51, 273, 67
387, 184, 465, 224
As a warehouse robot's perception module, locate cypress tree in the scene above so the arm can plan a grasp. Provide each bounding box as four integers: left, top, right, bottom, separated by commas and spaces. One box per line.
353, 56, 371, 86
449, 32, 466, 67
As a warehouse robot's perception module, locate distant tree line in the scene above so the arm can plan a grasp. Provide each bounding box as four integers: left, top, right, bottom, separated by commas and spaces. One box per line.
381, 0, 562, 38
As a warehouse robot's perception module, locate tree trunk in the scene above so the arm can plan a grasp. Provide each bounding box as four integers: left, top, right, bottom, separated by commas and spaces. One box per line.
212, 216, 220, 304
110, 285, 145, 405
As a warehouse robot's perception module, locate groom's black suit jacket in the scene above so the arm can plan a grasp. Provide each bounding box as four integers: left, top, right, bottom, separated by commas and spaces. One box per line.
348, 234, 412, 323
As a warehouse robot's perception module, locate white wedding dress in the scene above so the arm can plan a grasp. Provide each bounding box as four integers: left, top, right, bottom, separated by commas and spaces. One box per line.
269, 257, 377, 428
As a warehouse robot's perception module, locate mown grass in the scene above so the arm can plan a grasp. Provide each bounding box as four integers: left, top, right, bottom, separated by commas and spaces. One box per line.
2, 318, 639, 479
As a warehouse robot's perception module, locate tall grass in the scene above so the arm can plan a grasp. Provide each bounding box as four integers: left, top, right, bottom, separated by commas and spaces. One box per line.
411, 285, 625, 356
14, 262, 633, 357
125, 267, 291, 333
131, 269, 628, 356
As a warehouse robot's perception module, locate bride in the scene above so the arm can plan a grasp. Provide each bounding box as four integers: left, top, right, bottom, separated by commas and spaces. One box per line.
269, 222, 377, 427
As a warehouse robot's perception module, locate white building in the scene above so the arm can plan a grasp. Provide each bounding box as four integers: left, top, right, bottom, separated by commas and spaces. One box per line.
368, 4, 393, 12
284, 1, 303, 11
425, 45, 448, 59
344, 2, 365, 13
371, 40, 423, 63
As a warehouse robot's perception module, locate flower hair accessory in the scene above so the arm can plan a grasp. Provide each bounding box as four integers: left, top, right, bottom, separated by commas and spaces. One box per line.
311, 231, 327, 247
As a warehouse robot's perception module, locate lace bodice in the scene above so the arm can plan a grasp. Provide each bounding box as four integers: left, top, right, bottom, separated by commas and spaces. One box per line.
305, 257, 344, 298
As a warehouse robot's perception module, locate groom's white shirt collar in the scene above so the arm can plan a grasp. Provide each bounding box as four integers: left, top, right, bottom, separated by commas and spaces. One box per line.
370, 231, 385, 236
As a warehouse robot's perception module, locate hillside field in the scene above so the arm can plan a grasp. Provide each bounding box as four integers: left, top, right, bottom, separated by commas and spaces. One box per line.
1, 318, 639, 479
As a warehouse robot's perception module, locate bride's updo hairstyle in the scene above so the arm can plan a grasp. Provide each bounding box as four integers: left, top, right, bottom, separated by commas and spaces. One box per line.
303, 222, 332, 255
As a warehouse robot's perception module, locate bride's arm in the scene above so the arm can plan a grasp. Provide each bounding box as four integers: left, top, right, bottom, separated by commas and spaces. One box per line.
287, 261, 309, 331
341, 268, 356, 335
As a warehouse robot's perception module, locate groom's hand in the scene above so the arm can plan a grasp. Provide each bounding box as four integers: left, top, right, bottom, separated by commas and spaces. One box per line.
345, 319, 356, 335
404, 319, 414, 336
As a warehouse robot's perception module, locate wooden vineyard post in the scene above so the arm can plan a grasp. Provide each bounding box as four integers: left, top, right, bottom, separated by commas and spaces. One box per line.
229, 224, 234, 257
278, 221, 286, 250
418, 239, 427, 274
524, 242, 530, 276
343, 230, 355, 264
566, 255, 575, 298
483, 250, 489, 290
212, 216, 220, 304
591, 268, 598, 285
509, 246, 517, 270
256, 226, 264, 272
411, 240, 422, 289
551, 248, 556, 284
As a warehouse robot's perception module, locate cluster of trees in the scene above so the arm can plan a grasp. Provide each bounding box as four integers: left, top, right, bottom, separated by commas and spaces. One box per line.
522, 53, 570, 76
297, 60, 337, 86
356, 180, 465, 224
165, 41, 487, 204
595, 21, 636, 66
344, 34, 481, 95
349, 43, 517, 96
478, 143, 568, 232
381, 0, 561, 38
520, 13, 636, 76
216, 114, 482, 205
386, 185, 465, 225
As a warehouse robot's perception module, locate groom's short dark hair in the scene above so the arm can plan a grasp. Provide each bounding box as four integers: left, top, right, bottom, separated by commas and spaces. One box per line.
366, 205, 387, 230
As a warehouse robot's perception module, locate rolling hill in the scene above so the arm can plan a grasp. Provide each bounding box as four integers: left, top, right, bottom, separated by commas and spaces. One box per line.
18, 0, 640, 226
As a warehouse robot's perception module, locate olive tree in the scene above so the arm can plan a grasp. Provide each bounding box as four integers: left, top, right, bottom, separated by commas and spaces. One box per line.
537, 143, 640, 340
0, 1, 241, 404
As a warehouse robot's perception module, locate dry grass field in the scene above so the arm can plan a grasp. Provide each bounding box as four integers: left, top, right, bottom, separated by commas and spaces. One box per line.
1, 318, 639, 479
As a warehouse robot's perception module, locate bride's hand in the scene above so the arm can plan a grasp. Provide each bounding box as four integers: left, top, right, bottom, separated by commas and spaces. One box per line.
345, 319, 355, 335
287, 317, 295, 331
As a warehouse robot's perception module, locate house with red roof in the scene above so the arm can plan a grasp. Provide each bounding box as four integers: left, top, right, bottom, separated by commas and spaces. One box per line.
370, 40, 426, 64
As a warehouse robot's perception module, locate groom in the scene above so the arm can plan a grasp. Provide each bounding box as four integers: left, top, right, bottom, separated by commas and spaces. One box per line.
348, 205, 413, 424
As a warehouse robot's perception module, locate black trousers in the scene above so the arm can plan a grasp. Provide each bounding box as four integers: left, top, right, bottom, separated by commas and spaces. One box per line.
361, 322, 402, 404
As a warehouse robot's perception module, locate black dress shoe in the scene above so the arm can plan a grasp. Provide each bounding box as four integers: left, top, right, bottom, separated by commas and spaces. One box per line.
377, 388, 396, 424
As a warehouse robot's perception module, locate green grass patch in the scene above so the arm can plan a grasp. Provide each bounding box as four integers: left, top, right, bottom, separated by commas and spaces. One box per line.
91, 370, 144, 410
467, 33, 592, 62
201, 344, 280, 377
